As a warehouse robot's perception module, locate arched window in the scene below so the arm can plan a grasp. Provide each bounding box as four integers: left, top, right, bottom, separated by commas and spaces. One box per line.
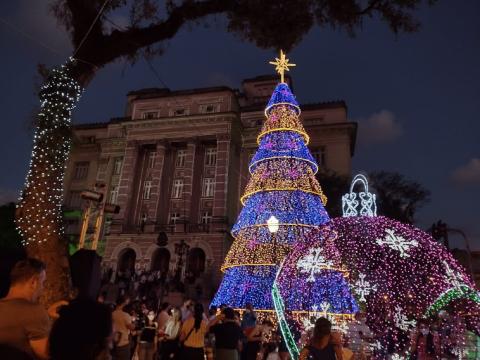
118, 248, 136, 273
186, 248, 206, 278
151, 248, 171, 275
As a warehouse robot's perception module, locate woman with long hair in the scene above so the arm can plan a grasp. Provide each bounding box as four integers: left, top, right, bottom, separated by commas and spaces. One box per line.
178, 303, 209, 360
299, 317, 343, 360
160, 307, 182, 359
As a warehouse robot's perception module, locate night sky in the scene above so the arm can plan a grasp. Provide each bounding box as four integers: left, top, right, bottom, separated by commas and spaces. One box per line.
1, 1, 478, 250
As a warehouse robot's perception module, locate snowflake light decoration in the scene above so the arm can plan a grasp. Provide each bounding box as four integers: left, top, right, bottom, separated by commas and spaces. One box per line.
451, 346, 469, 359
296, 247, 334, 282
376, 228, 418, 258
443, 260, 466, 291
369, 341, 382, 351
301, 317, 314, 331
354, 273, 377, 302
319, 301, 331, 317
393, 306, 416, 331
331, 319, 349, 334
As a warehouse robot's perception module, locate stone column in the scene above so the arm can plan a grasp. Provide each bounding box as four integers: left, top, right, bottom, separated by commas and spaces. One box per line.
213, 134, 230, 218
145, 142, 166, 231
182, 141, 197, 224
115, 141, 140, 230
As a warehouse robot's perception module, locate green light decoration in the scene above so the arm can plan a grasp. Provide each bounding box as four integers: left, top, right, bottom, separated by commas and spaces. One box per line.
272, 281, 300, 360
425, 285, 480, 317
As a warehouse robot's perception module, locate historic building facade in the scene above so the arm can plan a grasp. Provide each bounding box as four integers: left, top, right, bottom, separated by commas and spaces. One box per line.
63, 75, 357, 293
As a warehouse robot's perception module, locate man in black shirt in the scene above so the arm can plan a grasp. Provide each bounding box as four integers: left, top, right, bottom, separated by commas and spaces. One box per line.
210, 307, 243, 360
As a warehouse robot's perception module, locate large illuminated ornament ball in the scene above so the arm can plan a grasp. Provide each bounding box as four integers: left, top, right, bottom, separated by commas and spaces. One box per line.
274, 228, 358, 319
274, 174, 479, 357
330, 215, 480, 337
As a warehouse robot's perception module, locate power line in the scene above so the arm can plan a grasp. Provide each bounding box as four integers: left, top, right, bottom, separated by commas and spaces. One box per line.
0, 16, 64, 57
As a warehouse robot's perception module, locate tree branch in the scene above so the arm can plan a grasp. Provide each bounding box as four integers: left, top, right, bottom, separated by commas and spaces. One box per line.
74, 0, 236, 78
357, 0, 382, 15
65, 0, 104, 47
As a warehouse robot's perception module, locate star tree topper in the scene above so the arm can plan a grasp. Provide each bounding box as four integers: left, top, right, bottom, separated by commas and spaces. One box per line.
269, 50, 296, 83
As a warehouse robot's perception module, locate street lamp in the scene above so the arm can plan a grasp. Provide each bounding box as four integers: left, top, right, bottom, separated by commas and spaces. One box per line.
267, 215, 279, 264
174, 240, 190, 284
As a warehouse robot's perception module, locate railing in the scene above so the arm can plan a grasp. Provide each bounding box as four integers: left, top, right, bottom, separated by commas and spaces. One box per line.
109, 217, 230, 235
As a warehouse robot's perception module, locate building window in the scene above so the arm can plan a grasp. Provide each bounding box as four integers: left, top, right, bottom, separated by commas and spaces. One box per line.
202, 178, 215, 197
176, 150, 186, 167
172, 179, 184, 198
142, 111, 158, 120
205, 147, 217, 166
201, 210, 212, 224
68, 191, 82, 208
143, 180, 152, 200
148, 151, 156, 168
80, 136, 95, 144
311, 147, 327, 167
169, 212, 180, 224
109, 186, 119, 204
200, 104, 219, 113
172, 108, 188, 117
113, 157, 123, 175
73, 162, 89, 180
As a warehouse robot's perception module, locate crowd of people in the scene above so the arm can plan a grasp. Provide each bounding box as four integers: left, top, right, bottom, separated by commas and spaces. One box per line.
100, 266, 208, 313
108, 297, 281, 360
0, 257, 476, 360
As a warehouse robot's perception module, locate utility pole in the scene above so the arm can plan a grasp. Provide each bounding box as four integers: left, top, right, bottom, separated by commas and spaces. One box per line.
78, 184, 120, 252
430, 220, 475, 281
447, 227, 475, 282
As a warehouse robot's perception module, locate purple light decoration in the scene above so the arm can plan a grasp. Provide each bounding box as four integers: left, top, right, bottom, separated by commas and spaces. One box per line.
329, 216, 480, 352
275, 229, 359, 315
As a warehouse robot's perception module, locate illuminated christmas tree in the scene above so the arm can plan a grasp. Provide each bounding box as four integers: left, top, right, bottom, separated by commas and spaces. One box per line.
211, 51, 331, 311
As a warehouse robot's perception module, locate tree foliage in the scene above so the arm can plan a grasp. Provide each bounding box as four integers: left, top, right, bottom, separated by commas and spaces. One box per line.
49, 0, 436, 85
316, 170, 350, 217
369, 170, 430, 223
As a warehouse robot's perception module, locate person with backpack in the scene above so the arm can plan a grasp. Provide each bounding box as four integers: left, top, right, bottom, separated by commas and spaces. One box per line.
299, 318, 343, 360
178, 303, 209, 360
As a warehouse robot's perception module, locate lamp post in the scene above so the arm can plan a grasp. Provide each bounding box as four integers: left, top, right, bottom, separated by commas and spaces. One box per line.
174, 239, 190, 283
447, 227, 475, 282
267, 215, 279, 264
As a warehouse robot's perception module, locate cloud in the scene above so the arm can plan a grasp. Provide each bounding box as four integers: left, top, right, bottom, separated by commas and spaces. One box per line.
356, 110, 403, 146
0, 188, 19, 205
451, 158, 480, 186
